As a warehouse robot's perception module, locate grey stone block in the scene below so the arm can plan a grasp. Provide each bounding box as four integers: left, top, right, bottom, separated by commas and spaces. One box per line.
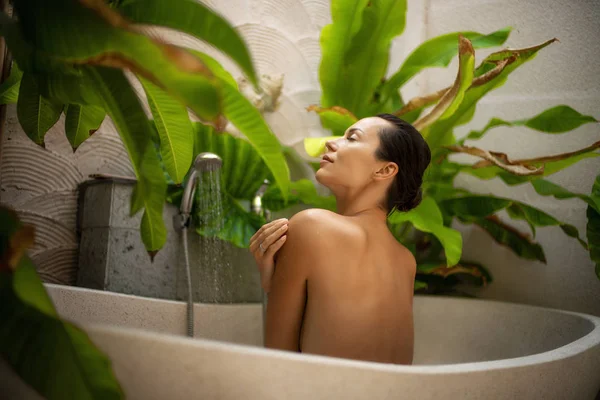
77, 178, 262, 303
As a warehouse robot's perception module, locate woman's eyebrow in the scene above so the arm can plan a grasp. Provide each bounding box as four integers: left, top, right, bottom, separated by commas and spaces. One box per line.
346, 128, 364, 136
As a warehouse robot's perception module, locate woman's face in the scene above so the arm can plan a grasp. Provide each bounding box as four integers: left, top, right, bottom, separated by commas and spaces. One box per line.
315, 117, 394, 192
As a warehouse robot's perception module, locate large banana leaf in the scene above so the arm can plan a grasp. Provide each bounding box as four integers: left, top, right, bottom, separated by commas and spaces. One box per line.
424, 38, 557, 153
472, 215, 546, 263
117, 0, 257, 87
441, 195, 587, 260
11, 0, 222, 123
337, 0, 407, 117
86, 67, 167, 257
64, 104, 105, 150
528, 177, 600, 279
381, 27, 511, 104
319, 0, 370, 108
0, 207, 123, 399
219, 80, 290, 198
463, 105, 598, 142
530, 179, 600, 212
141, 78, 193, 184
193, 122, 270, 199
17, 73, 63, 147
388, 197, 463, 266
0, 62, 22, 104
414, 35, 475, 132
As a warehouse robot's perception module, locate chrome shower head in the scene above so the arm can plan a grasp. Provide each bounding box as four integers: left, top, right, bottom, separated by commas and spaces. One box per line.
194, 152, 222, 171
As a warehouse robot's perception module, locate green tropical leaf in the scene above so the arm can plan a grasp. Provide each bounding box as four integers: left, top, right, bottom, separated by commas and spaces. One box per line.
307, 105, 358, 136
415, 35, 475, 131
414, 280, 428, 290
0, 257, 124, 399
10, 0, 222, 123
319, 0, 370, 108
304, 135, 338, 158
188, 50, 290, 200
0, 62, 23, 104
464, 105, 598, 142
338, 0, 407, 116
17, 73, 63, 147
440, 196, 510, 218
117, 0, 258, 87
193, 122, 270, 199
381, 27, 511, 103
64, 104, 105, 150
425, 38, 557, 153
388, 197, 463, 266
219, 82, 290, 199
85, 67, 167, 256
441, 195, 587, 250
141, 78, 193, 184
473, 216, 546, 263
530, 179, 600, 212
586, 175, 600, 279
262, 179, 336, 212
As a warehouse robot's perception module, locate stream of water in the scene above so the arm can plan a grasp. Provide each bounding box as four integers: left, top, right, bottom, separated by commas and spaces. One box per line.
192, 166, 233, 303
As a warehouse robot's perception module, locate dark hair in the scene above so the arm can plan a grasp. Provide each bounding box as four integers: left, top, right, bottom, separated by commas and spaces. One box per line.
375, 113, 431, 213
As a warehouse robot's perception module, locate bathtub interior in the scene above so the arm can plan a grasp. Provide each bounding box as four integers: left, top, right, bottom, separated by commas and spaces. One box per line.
46, 284, 596, 366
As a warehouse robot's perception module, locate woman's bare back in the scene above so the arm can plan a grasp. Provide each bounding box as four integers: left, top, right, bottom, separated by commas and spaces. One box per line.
297, 211, 416, 364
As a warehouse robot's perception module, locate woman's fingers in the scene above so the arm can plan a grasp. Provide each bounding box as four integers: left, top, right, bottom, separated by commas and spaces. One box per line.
250, 218, 288, 253
265, 235, 286, 258
263, 224, 287, 250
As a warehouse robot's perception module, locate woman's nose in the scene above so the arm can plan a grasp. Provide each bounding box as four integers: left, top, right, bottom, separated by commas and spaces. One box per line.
325, 138, 338, 152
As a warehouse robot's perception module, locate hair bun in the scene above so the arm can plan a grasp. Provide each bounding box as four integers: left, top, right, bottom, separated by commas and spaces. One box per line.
395, 188, 423, 212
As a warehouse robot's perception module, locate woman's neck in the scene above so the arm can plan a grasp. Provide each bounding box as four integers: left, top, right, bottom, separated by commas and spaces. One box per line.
334, 185, 389, 222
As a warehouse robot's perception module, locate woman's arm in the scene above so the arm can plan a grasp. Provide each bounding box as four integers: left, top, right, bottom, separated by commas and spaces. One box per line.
264, 212, 318, 351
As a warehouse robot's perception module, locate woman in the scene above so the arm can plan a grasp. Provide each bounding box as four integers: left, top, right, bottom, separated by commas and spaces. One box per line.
249, 113, 431, 365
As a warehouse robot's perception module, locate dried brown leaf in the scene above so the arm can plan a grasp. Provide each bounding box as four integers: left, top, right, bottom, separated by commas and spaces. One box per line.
445, 145, 544, 176
306, 105, 358, 119
413, 36, 475, 131
395, 57, 514, 117
467, 140, 600, 168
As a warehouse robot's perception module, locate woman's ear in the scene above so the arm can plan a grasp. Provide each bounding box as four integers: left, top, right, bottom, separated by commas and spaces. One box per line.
374, 161, 398, 181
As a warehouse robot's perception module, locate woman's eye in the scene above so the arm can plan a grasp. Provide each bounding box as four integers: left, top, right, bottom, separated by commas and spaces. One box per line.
347, 136, 356, 142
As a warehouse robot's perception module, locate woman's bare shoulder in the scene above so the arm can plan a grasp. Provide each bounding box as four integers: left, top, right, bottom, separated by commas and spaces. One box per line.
286, 209, 361, 245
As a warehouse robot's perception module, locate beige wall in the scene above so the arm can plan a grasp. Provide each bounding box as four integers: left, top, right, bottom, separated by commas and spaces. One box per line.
419, 0, 600, 316
1, 0, 598, 314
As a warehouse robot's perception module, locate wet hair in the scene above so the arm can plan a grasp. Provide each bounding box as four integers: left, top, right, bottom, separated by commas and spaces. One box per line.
375, 113, 431, 213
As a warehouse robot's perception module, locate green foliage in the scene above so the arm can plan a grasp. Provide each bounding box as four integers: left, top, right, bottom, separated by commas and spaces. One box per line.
65, 104, 105, 150
0, 62, 22, 104
0, 0, 290, 254
17, 73, 63, 147
380, 27, 511, 103
301, 0, 600, 290
388, 197, 463, 266
141, 78, 194, 184
0, 206, 124, 399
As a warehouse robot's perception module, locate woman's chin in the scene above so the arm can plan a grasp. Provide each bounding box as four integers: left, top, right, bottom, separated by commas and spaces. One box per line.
315, 169, 331, 187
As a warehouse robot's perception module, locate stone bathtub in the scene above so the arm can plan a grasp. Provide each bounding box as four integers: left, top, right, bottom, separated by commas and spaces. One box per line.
25, 284, 600, 399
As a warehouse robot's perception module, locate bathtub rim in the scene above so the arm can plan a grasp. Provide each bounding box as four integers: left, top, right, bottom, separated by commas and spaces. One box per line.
45, 283, 600, 374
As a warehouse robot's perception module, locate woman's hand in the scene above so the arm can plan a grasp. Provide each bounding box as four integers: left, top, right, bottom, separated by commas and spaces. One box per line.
249, 218, 288, 293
